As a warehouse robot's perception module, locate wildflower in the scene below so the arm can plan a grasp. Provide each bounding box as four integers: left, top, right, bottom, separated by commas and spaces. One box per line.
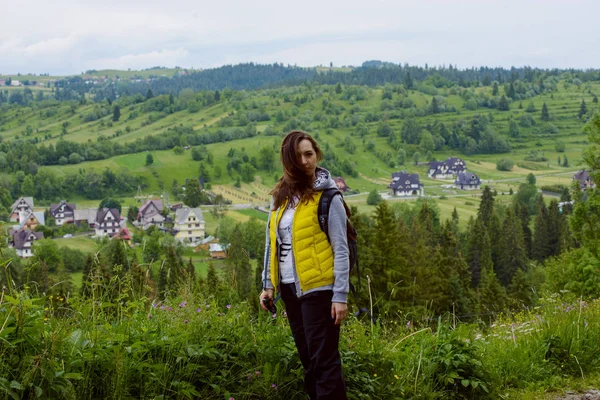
180, 301, 187, 307
255, 371, 261, 375
49, 295, 53, 300
196, 308, 202, 313
373, 373, 377, 377
406, 321, 412, 329
394, 374, 399, 380
229, 398, 235, 400
152, 303, 157, 308
168, 307, 173, 311
283, 311, 287, 318
226, 304, 231, 309
206, 304, 210, 309
271, 383, 277, 390
272, 313, 277, 318
184, 319, 189, 324
247, 374, 252, 380
44, 307, 48, 311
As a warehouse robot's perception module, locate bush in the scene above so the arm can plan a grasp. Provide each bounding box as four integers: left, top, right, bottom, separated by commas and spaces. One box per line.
367, 189, 382, 205
496, 158, 515, 171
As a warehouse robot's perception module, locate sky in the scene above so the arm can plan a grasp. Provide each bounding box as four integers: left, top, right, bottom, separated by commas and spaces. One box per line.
0, 0, 598, 76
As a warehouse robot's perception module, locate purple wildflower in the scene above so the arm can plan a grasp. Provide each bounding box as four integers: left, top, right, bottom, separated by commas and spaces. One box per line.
180, 301, 187, 307
168, 307, 173, 311
184, 319, 189, 324
407, 321, 412, 329
272, 313, 277, 318
196, 308, 202, 313
271, 383, 277, 390
247, 374, 252, 380
159, 305, 166, 310
283, 311, 288, 318
226, 304, 231, 309
152, 303, 157, 308
255, 371, 260, 375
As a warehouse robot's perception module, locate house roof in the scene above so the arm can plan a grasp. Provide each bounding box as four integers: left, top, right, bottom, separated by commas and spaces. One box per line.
11, 197, 34, 212
50, 200, 76, 214
175, 207, 204, 225
209, 243, 226, 252
74, 208, 97, 223
455, 172, 481, 185
139, 199, 163, 215
96, 208, 120, 223
12, 229, 43, 250
388, 172, 423, 191
17, 211, 45, 229
429, 157, 467, 176
113, 227, 132, 240
573, 170, 591, 182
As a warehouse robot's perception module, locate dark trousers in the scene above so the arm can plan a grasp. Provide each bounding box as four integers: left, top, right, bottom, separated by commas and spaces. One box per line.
280, 283, 347, 400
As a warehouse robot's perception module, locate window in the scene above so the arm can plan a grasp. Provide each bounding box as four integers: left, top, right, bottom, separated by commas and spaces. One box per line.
188, 231, 192, 235
195, 224, 199, 227
104, 230, 107, 233
188, 224, 192, 228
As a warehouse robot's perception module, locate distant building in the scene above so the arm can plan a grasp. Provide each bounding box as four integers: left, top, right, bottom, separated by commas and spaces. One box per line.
388, 172, 424, 197
10, 197, 34, 222
573, 170, 596, 191
173, 207, 206, 244
10, 229, 43, 258
428, 157, 467, 179
15, 210, 45, 231
455, 172, 481, 191
74, 208, 97, 228
113, 227, 132, 246
333, 177, 350, 192
95, 208, 121, 237
50, 200, 76, 225
138, 199, 165, 230
209, 243, 227, 259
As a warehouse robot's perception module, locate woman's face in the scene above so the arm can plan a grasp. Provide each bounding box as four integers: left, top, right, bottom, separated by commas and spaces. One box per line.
297, 139, 317, 179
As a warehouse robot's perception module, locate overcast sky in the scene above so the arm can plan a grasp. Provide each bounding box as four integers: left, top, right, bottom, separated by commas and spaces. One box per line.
0, 0, 598, 75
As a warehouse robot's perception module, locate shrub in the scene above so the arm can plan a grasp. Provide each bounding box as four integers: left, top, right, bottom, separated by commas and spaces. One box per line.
496, 158, 515, 171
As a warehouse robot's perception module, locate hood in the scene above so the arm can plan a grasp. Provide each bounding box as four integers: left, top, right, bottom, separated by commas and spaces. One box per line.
313, 167, 338, 191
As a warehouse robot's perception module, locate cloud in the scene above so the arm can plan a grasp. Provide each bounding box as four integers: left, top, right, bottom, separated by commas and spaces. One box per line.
87, 48, 190, 71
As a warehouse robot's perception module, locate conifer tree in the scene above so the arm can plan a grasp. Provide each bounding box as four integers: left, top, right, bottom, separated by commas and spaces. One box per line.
541, 102, 550, 121
368, 201, 409, 312
477, 186, 495, 229
578, 99, 588, 119
496, 209, 527, 287
492, 82, 498, 96
532, 198, 550, 262
507, 268, 535, 309
477, 267, 507, 315
186, 258, 196, 284
431, 96, 439, 114
515, 202, 533, 258
206, 261, 220, 292
466, 218, 493, 287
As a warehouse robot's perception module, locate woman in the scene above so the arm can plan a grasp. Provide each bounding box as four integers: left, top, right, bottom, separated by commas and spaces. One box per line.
260, 130, 349, 400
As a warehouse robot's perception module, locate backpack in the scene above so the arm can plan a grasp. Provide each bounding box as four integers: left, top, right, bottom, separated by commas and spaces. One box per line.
317, 188, 361, 294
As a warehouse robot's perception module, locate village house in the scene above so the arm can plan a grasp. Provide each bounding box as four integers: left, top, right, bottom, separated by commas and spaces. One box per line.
113, 227, 133, 246
173, 207, 206, 244
573, 170, 596, 190
333, 177, 350, 192
10, 229, 44, 258
15, 210, 45, 231
194, 235, 218, 252
95, 208, 121, 237
50, 200, 76, 225
209, 243, 227, 259
428, 157, 467, 179
455, 172, 482, 190
137, 199, 165, 230
10, 197, 34, 222
388, 172, 424, 197
74, 208, 97, 228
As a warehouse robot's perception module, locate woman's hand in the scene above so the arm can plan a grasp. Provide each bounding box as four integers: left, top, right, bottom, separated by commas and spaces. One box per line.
331, 302, 348, 325
259, 289, 274, 311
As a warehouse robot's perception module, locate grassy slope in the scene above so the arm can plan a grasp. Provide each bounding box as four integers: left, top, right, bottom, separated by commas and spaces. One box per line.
2, 79, 597, 228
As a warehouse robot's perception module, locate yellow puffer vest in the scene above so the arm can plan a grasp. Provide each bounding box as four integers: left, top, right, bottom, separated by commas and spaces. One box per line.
269, 192, 335, 293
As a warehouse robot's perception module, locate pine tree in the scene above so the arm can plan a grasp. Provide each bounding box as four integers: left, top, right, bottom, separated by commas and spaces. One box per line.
477, 186, 495, 229
206, 261, 220, 292
478, 267, 507, 314
498, 95, 510, 111
515, 202, 533, 259
541, 102, 550, 121
562, 154, 570, 167
532, 198, 550, 262
112, 104, 121, 122
507, 268, 535, 309
578, 99, 588, 119
466, 218, 493, 287
492, 82, 498, 96
508, 119, 520, 138
186, 258, 196, 284
496, 209, 527, 287
431, 97, 440, 114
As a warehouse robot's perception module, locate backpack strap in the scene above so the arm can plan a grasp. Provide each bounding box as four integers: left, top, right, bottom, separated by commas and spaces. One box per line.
317, 188, 340, 241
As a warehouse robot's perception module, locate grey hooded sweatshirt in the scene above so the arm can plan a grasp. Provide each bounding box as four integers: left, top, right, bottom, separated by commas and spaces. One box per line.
262, 167, 350, 303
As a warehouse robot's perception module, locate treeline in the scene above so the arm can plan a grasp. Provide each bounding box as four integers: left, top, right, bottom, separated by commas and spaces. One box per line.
4, 62, 600, 104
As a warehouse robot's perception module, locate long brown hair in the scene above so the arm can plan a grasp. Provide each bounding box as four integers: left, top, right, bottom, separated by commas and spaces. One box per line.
271, 130, 323, 210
